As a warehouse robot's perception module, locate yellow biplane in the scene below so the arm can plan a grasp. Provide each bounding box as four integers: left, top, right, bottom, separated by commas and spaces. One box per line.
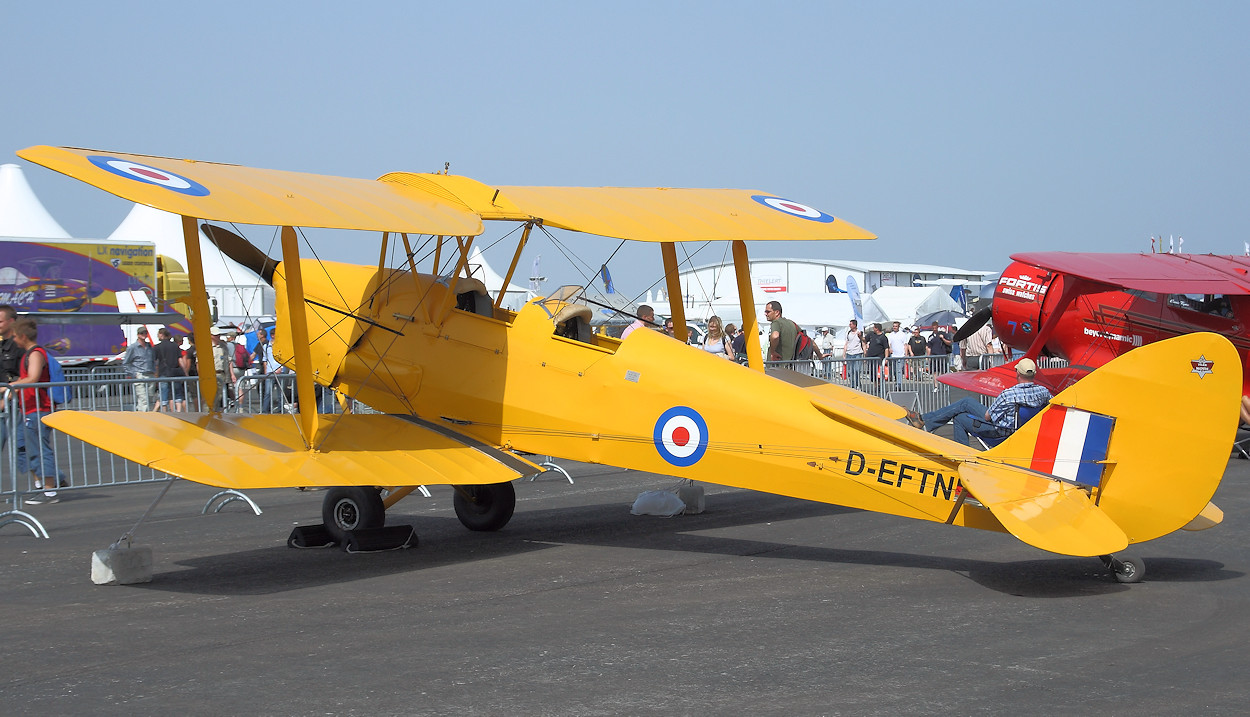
18, 145, 1239, 581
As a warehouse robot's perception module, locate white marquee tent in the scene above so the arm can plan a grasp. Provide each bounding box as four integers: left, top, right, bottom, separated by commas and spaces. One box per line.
0, 163, 72, 239
466, 247, 531, 311
108, 203, 274, 324
861, 286, 964, 328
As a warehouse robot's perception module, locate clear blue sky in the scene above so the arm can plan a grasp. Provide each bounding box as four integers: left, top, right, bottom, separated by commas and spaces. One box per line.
4, 2, 1247, 298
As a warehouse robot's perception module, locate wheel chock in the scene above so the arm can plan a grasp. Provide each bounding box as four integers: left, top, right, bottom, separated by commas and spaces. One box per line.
287, 524, 337, 549
342, 525, 418, 553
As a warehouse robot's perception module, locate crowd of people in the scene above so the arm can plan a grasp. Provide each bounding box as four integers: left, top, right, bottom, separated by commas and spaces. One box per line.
0, 313, 306, 506
120, 324, 290, 414
753, 300, 1005, 387
616, 301, 1005, 381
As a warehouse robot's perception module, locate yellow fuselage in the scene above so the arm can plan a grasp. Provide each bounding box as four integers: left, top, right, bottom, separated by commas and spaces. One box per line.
276, 260, 1001, 534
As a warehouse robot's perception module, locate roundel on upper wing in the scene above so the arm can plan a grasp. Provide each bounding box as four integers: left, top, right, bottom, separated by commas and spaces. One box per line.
653, 406, 709, 467
751, 194, 835, 223
88, 156, 210, 196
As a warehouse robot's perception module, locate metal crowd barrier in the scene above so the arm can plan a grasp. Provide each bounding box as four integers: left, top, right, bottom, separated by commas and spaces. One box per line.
763, 353, 1055, 414
1, 371, 369, 537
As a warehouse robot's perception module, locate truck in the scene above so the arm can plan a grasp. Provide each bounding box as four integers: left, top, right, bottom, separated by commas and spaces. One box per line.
0, 236, 188, 365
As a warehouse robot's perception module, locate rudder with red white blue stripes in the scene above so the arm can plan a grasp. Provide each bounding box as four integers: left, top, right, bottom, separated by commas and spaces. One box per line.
1029, 406, 1115, 487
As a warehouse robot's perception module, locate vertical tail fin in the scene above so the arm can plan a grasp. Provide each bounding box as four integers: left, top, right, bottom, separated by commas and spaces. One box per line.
984, 332, 1239, 545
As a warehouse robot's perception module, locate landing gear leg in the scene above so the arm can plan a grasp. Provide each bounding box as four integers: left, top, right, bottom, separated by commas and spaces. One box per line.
1100, 553, 1145, 583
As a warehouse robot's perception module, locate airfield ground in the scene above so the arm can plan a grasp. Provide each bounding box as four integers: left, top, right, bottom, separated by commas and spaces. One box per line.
3, 454, 1248, 715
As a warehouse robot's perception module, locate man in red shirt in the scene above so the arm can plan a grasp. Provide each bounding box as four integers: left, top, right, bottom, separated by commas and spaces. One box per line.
9, 319, 66, 504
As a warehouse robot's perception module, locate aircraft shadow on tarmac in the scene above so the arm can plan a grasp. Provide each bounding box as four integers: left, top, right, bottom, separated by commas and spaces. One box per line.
136, 490, 1240, 598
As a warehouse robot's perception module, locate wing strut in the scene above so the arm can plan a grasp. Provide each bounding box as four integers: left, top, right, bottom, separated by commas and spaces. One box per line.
280, 226, 321, 448
181, 215, 219, 408
375, 231, 390, 285
399, 233, 431, 322
435, 237, 474, 327
661, 242, 687, 342
496, 221, 534, 310
733, 240, 764, 371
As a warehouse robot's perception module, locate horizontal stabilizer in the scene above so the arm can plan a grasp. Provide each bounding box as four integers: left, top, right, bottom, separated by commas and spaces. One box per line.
958, 462, 1128, 556
769, 367, 907, 420
42, 411, 539, 490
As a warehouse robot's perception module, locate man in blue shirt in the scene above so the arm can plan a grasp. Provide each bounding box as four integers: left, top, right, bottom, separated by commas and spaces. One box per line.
926, 321, 953, 356
907, 358, 1052, 445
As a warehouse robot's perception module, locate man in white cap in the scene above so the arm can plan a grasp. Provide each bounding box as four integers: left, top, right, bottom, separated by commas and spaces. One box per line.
816, 326, 837, 356
209, 326, 233, 409
816, 326, 837, 377
906, 358, 1052, 445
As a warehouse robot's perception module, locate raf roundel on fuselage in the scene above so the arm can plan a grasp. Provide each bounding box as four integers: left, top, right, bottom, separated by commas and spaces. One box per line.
653, 406, 709, 467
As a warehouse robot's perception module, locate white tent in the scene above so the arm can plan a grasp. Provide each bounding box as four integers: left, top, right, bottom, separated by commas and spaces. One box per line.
0, 163, 72, 239
109, 203, 274, 324
465, 247, 531, 310
862, 286, 964, 328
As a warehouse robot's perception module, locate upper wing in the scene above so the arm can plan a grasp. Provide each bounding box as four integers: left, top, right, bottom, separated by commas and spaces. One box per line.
380, 172, 876, 243
20, 146, 872, 243
17, 146, 482, 236
1012, 251, 1250, 295
41, 411, 540, 490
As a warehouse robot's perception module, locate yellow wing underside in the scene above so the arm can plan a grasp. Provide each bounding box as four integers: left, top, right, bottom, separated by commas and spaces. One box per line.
42, 411, 539, 491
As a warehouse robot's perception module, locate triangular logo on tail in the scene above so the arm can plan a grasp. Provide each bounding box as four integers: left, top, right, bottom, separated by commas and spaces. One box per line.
1029, 406, 1115, 487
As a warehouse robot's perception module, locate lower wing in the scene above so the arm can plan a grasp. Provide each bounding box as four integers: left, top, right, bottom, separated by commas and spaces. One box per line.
42, 411, 540, 490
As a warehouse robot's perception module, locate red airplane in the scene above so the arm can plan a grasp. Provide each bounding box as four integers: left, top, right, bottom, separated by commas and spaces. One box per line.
943, 251, 1250, 399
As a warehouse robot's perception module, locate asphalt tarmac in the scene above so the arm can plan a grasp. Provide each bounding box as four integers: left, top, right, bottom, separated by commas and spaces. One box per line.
3, 457, 1248, 716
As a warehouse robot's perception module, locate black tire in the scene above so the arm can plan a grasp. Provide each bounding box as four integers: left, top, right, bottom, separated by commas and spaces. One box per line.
321, 487, 385, 543
453, 482, 516, 532
1112, 555, 1146, 584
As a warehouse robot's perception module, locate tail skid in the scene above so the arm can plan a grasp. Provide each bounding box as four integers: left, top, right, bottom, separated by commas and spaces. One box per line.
970, 332, 1238, 553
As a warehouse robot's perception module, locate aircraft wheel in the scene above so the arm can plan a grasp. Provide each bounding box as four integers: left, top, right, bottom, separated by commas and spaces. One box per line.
453, 482, 516, 532
1109, 554, 1146, 584
322, 487, 385, 543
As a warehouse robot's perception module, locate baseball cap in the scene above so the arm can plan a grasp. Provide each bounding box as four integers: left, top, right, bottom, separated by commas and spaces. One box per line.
1016, 358, 1038, 376
209, 326, 226, 336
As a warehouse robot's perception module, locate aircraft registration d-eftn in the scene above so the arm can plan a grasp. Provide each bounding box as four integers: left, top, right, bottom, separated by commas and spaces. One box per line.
18, 145, 1239, 582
